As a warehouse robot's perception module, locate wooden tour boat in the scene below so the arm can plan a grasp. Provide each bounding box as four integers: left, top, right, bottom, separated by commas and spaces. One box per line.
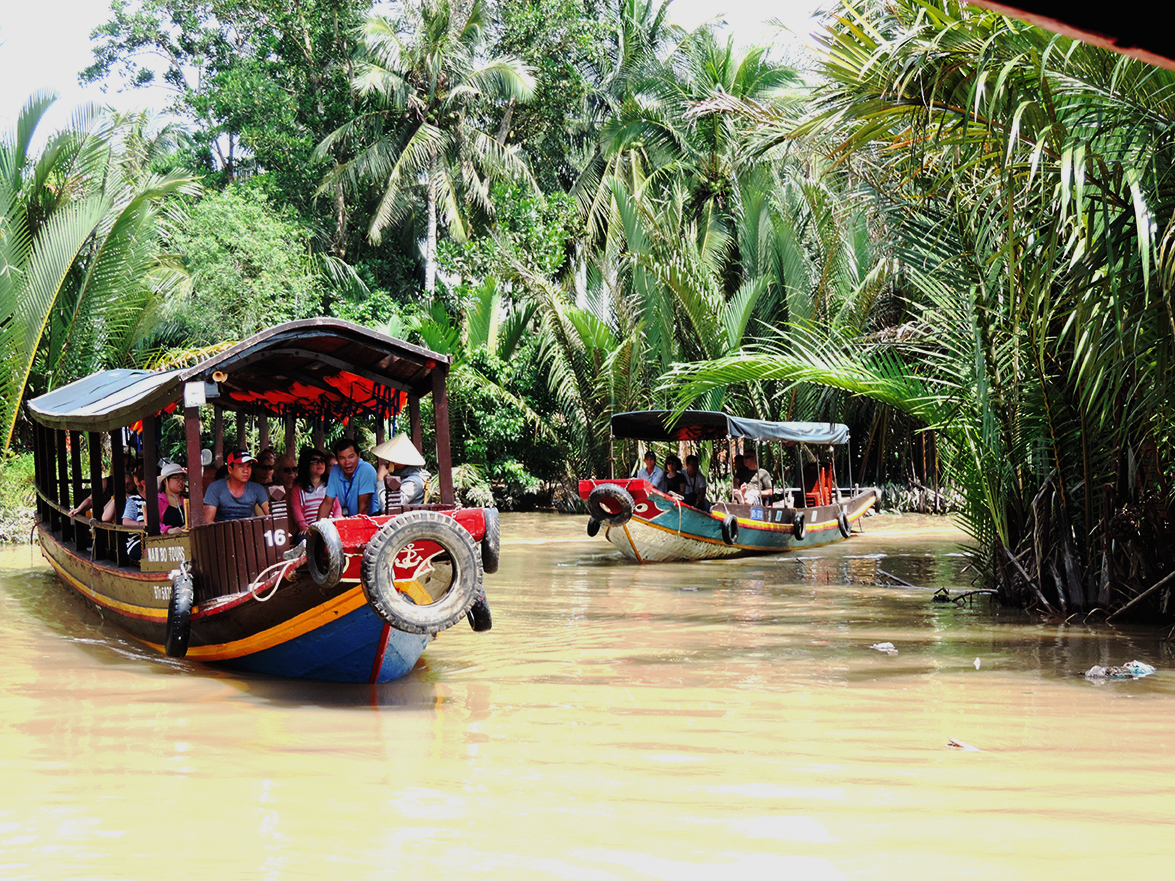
28, 319, 499, 683
579, 410, 877, 563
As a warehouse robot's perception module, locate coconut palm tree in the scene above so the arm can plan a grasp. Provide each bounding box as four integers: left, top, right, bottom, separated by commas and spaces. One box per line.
316, 0, 535, 294
0, 93, 196, 456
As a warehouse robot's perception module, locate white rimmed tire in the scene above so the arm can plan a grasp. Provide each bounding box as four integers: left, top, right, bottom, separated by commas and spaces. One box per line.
360, 511, 482, 636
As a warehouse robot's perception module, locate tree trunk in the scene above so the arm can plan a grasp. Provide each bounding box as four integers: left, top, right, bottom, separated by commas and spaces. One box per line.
425, 159, 438, 295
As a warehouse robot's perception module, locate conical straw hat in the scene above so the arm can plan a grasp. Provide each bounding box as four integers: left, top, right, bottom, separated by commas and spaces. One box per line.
371, 433, 425, 466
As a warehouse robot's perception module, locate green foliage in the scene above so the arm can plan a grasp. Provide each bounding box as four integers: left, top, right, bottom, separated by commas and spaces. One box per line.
489, 0, 608, 191
0, 453, 36, 514
167, 185, 323, 344
0, 94, 197, 456
316, 0, 536, 293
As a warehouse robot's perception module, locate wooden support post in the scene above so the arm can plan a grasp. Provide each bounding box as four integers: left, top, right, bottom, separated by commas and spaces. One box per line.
285, 414, 296, 458
431, 367, 454, 505
259, 415, 270, 453
45, 427, 60, 533
89, 432, 107, 560
70, 431, 85, 551
313, 418, 325, 451
143, 414, 161, 536
236, 410, 246, 449
57, 430, 73, 542
376, 418, 386, 445
111, 431, 126, 564
185, 406, 205, 527
213, 405, 224, 465
409, 397, 422, 451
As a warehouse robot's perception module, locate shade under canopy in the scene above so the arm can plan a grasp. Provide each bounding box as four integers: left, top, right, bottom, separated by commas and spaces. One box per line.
28, 318, 452, 432
610, 411, 849, 445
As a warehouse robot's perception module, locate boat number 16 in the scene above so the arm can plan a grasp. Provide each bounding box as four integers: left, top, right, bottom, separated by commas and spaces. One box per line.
264, 528, 288, 548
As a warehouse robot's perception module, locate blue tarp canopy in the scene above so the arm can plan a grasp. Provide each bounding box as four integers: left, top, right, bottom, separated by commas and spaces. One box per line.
610, 411, 849, 445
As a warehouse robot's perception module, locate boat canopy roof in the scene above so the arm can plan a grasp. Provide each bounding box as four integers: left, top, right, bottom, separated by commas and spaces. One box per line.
610, 410, 850, 445
28, 318, 452, 432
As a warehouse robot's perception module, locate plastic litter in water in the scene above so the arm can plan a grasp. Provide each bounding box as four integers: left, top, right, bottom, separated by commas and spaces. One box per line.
869, 642, 898, 655
1084, 660, 1156, 681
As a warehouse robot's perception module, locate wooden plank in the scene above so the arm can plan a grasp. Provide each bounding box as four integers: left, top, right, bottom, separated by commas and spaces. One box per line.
184, 406, 205, 526
431, 366, 454, 505
233, 521, 252, 591
142, 414, 160, 536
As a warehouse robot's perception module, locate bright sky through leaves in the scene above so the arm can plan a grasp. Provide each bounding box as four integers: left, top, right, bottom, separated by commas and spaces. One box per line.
0, 0, 828, 133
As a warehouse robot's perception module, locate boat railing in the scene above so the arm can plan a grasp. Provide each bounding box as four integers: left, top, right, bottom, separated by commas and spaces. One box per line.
36, 488, 144, 566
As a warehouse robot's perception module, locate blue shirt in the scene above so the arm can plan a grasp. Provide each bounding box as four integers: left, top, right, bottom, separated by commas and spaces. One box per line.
204, 479, 270, 522
639, 465, 667, 492
325, 460, 382, 516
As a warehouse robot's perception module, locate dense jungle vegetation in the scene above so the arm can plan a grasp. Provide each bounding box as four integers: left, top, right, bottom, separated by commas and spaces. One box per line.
3, 0, 1174, 621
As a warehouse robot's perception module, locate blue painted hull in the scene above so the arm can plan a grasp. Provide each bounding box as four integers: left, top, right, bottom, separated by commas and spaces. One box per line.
215, 599, 428, 683
584, 480, 877, 562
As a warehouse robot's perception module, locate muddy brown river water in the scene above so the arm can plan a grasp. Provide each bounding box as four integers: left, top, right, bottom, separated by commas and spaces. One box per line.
1, 513, 1172, 879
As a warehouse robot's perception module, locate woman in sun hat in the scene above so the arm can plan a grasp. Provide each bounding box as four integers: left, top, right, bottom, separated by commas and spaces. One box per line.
157, 461, 189, 533
372, 434, 430, 505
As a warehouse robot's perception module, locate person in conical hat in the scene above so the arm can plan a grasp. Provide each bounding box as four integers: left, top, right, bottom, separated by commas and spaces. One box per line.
372, 434, 430, 505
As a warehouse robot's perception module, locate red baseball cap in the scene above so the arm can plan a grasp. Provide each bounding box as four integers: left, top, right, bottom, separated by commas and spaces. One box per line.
226, 449, 256, 467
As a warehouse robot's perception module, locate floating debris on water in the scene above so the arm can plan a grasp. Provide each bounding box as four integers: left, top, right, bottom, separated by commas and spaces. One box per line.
974, 657, 981, 670
1085, 660, 1156, 681
947, 738, 980, 751
869, 642, 898, 655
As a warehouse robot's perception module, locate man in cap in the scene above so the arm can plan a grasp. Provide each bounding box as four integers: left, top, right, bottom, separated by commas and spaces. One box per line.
638, 450, 667, 492
203, 449, 271, 522
318, 438, 382, 518
372, 434, 430, 505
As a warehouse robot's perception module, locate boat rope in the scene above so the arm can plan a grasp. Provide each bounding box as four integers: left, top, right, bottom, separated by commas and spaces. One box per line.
248, 553, 305, 602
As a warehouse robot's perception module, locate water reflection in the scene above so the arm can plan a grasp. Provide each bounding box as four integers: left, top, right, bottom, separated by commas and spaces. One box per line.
2, 516, 1174, 880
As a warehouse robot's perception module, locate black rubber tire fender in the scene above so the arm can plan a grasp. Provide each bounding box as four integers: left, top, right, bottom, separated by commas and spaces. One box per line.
793, 512, 806, 541
467, 585, 492, 632
360, 510, 482, 636
481, 507, 501, 574
721, 513, 739, 545
838, 509, 851, 538
586, 483, 634, 526
165, 571, 194, 659
586, 517, 601, 537
306, 519, 346, 588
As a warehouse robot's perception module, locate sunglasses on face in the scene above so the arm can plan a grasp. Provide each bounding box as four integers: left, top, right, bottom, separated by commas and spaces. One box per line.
310, 458, 325, 464
283, 467, 297, 473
